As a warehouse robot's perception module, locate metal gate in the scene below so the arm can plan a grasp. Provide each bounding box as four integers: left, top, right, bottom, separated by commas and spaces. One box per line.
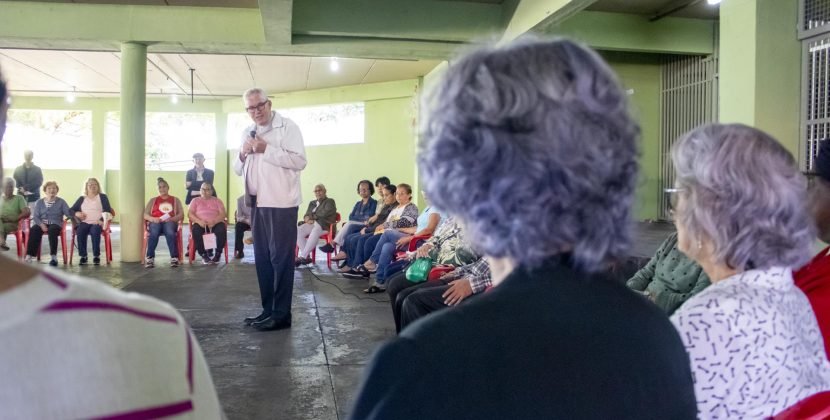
657, 54, 719, 220
801, 0, 830, 171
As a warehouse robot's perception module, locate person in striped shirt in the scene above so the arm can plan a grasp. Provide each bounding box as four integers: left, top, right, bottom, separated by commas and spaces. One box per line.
0, 67, 224, 419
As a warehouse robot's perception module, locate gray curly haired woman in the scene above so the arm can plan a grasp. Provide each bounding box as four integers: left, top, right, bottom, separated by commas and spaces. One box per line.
669, 123, 830, 418
350, 37, 697, 420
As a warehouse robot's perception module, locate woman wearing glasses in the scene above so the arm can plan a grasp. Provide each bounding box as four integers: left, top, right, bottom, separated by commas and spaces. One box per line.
669, 124, 830, 418
188, 182, 227, 265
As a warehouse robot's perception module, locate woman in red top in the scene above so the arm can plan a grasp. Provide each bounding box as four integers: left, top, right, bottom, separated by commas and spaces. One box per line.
143, 177, 184, 268
796, 140, 830, 359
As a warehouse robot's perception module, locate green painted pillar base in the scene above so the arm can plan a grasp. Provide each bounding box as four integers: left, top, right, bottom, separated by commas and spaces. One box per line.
719, 0, 800, 156
119, 42, 147, 262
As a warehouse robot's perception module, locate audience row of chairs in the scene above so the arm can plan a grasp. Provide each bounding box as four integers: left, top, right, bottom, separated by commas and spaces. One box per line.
13, 217, 113, 265
12, 217, 231, 265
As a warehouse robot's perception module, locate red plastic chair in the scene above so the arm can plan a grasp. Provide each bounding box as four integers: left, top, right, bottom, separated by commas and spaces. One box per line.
772, 391, 830, 419
395, 234, 433, 260
141, 220, 184, 264
15, 217, 29, 260
313, 213, 341, 268
35, 219, 69, 265
187, 220, 229, 264
69, 214, 114, 265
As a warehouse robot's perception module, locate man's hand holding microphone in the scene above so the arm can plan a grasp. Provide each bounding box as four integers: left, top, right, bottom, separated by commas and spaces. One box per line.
240, 130, 268, 162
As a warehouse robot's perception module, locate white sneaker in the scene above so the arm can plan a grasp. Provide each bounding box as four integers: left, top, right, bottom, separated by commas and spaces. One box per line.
24, 255, 34, 263
170, 257, 179, 267
144, 257, 154, 268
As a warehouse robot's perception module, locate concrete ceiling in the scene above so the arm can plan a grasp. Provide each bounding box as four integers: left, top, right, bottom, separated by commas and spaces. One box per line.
0, 49, 441, 98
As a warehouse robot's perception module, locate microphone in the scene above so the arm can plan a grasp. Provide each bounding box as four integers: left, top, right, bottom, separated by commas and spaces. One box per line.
249, 130, 256, 139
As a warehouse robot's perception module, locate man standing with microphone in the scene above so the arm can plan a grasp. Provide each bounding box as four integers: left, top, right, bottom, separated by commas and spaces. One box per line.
234, 88, 307, 331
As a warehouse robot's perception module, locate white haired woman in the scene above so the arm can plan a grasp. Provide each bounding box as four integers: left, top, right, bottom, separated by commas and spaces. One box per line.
70, 177, 114, 265
350, 37, 697, 419
669, 124, 830, 418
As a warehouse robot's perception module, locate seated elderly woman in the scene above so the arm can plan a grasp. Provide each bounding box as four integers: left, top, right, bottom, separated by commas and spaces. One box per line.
339, 184, 397, 273
295, 184, 337, 266
669, 124, 830, 418
626, 232, 710, 314
188, 182, 227, 265
143, 177, 184, 268
25, 181, 73, 266
359, 192, 442, 290
350, 38, 697, 419
0, 177, 30, 251
70, 177, 114, 265
320, 180, 376, 254
342, 184, 420, 282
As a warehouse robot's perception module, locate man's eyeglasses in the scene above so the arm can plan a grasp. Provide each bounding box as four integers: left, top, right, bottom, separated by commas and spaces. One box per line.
245, 100, 270, 113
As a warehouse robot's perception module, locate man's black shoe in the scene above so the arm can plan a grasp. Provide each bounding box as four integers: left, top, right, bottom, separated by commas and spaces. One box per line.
79, 257, 88, 265
244, 313, 269, 326
318, 243, 335, 253
253, 315, 292, 331
93, 256, 101, 266
234, 250, 244, 259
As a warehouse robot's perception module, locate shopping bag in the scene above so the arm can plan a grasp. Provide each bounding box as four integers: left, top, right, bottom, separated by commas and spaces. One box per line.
405, 257, 433, 283
203, 226, 217, 250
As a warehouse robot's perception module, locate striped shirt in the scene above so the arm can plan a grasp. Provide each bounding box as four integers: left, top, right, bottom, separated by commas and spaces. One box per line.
0, 270, 223, 419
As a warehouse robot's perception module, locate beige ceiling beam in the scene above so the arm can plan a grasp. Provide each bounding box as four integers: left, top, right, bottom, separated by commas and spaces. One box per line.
257, 0, 293, 44
500, 0, 598, 42
292, 0, 502, 43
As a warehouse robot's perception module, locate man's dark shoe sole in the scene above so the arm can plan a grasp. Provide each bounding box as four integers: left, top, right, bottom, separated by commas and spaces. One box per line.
252, 316, 292, 331
244, 313, 270, 326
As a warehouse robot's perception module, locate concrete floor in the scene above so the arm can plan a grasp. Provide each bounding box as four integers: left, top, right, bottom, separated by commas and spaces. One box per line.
8, 220, 675, 420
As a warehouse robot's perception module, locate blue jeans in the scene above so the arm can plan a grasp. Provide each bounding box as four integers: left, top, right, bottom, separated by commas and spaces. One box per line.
370, 230, 409, 281
75, 222, 102, 258
370, 230, 408, 263
146, 221, 178, 259
347, 233, 380, 268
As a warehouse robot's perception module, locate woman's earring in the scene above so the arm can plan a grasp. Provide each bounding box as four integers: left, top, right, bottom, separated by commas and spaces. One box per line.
697, 240, 702, 250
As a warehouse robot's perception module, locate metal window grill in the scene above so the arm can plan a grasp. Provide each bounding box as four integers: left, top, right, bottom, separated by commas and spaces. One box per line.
657, 54, 719, 220
803, 0, 830, 34
804, 35, 830, 171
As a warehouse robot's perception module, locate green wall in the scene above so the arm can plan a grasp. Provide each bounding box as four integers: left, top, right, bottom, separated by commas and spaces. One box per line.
4, 80, 420, 224
719, 0, 800, 157
603, 53, 663, 221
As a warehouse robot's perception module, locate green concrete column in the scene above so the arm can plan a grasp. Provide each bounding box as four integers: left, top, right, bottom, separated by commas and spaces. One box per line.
119, 42, 147, 262
719, 0, 800, 156
214, 111, 229, 206
91, 107, 106, 185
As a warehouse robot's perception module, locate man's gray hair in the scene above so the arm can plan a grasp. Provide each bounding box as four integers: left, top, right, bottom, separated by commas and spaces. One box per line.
243, 87, 269, 102
418, 37, 640, 271
671, 123, 814, 270
2, 176, 14, 188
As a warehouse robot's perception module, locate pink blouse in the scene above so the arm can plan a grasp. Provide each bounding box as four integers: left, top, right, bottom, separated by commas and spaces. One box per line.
189, 197, 225, 222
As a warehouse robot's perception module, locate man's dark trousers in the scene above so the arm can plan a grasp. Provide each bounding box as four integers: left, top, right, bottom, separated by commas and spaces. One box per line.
252, 205, 298, 321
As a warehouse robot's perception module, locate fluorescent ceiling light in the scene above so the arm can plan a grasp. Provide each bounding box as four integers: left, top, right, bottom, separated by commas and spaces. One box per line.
707, 0, 721, 5
171, 94, 179, 104
330, 58, 340, 72
66, 89, 76, 103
